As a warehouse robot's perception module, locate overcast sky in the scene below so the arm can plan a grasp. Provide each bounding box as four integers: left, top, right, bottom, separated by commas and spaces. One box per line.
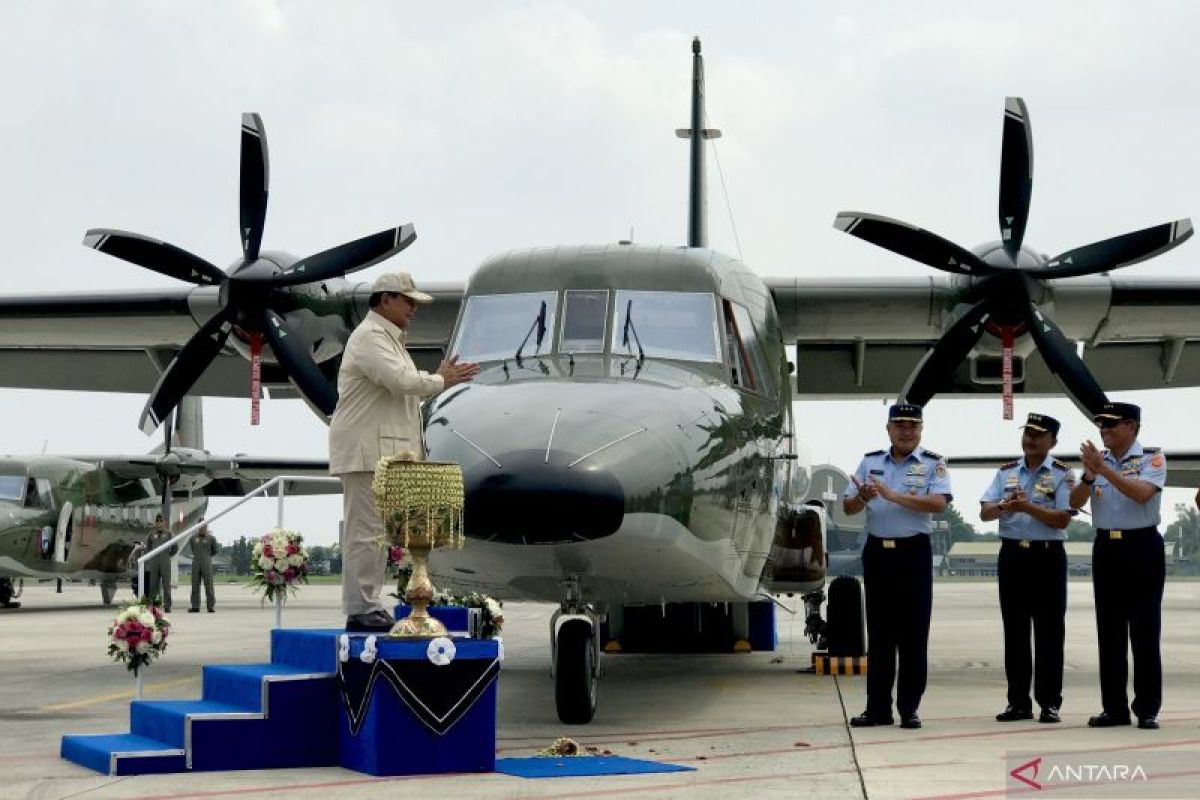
2, 1, 1199, 546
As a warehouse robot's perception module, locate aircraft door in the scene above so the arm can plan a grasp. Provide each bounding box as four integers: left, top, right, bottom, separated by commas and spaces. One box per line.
53, 500, 73, 564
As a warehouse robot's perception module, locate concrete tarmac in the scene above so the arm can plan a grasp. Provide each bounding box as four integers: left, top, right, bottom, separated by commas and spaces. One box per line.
1, 580, 1197, 799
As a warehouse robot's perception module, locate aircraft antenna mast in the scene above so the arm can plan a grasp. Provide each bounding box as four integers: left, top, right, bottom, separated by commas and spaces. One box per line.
677, 37, 721, 248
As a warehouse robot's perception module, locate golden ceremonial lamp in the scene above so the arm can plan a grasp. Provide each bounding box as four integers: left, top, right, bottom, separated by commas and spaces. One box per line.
373, 455, 465, 638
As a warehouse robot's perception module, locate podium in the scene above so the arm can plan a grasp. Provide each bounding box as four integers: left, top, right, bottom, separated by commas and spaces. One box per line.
337, 636, 499, 776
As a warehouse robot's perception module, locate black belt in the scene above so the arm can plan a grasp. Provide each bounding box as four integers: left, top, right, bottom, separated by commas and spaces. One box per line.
867, 533, 929, 550
1096, 526, 1157, 540
1001, 538, 1064, 550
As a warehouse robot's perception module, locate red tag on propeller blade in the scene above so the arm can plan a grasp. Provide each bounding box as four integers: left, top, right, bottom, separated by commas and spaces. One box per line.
250, 332, 263, 426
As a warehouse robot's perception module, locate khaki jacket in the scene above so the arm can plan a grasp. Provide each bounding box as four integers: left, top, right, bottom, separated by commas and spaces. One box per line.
328, 311, 444, 475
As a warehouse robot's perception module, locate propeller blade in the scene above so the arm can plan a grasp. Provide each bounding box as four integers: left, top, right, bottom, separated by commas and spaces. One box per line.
240, 112, 270, 262
83, 229, 224, 286
998, 97, 1034, 261
1038, 219, 1194, 279
260, 223, 418, 287
834, 212, 992, 276
262, 309, 338, 417
1021, 301, 1108, 416
899, 301, 991, 407
140, 312, 233, 435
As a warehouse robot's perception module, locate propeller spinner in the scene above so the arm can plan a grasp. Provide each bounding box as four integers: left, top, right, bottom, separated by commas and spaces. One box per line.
84, 113, 418, 434
834, 97, 1193, 418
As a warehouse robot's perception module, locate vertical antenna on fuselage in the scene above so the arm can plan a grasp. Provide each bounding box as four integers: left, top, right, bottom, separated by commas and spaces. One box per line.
676, 37, 722, 249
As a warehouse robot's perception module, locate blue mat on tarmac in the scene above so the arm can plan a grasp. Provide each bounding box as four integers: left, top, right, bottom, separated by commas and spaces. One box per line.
494, 755, 695, 778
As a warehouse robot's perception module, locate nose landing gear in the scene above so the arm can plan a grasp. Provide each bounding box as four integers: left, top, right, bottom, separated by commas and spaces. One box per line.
550, 576, 602, 724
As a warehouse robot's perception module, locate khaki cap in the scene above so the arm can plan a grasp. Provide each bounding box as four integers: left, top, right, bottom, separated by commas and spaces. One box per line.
371, 271, 433, 304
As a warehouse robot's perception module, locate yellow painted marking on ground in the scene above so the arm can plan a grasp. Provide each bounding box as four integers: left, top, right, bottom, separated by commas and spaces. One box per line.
38, 676, 199, 712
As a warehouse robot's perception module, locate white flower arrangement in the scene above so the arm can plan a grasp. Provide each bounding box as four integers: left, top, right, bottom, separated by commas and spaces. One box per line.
249, 528, 310, 603
107, 600, 171, 676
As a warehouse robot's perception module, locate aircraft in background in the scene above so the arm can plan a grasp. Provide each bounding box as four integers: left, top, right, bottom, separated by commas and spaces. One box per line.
0, 40, 1198, 722
0, 398, 330, 608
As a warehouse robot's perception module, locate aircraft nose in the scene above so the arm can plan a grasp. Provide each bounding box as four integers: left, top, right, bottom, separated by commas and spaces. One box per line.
460, 449, 624, 544
425, 382, 692, 545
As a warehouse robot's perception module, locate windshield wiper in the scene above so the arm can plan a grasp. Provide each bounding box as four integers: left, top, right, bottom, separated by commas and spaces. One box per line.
513, 300, 548, 368
621, 299, 645, 366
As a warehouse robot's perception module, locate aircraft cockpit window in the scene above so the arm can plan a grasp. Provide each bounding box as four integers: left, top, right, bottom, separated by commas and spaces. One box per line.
23, 477, 47, 509
452, 291, 559, 363
610, 291, 721, 363
0, 476, 24, 502
560, 290, 608, 353
723, 301, 774, 395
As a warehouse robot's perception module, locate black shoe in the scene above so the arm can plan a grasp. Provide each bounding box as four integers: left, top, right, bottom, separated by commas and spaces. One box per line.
1137, 717, 1160, 730
1087, 712, 1131, 728
1039, 707, 1061, 724
346, 609, 396, 632
996, 706, 1034, 722
207, 608, 215, 613
187, 608, 200, 613
849, 711, 894, 727
900, 714, 922, 729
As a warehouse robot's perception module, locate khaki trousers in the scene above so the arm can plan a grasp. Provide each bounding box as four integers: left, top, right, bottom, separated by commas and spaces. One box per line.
340, 472, 388, 617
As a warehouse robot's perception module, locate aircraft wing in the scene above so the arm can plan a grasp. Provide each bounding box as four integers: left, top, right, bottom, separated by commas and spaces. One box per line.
199, 456, 337, 496
0, 282, 465, 396
768, 275, 1200, 397
948, 453, 1200, 489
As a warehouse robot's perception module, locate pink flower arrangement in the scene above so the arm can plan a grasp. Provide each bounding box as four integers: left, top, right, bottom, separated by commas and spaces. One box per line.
107, 601, 171, 675
250, 529, 310, 603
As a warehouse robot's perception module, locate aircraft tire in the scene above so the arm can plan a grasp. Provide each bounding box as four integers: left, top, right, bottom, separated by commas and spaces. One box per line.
0, 578, 14, 607
100, 583, 117, 606
555, 619, 598, 724
825, 574, 866, 656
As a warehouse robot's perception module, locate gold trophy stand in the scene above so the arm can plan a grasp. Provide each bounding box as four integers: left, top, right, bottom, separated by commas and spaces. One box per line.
390, 541, 447, 638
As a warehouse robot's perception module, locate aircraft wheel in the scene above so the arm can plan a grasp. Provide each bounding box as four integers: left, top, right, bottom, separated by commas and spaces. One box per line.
100, 583, 117, 606
555, 619, 598, 724
825, 575, 866, 656
0, 578, 15, 608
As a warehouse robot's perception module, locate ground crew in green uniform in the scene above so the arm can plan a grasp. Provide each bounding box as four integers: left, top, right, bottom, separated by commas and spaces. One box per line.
144, 513, 177, 612
1069, 401, 1167, 730
843, 403, 952, 730
187, 523, 219, 613
980, 413, 1074, 724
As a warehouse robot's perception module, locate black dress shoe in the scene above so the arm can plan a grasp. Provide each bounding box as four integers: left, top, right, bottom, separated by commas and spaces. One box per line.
187, 608, 200, 613
849, 711, 894, 727
346, 609, 396, 632
996, 705, 1034, 722
900, 714, 922, 729
1039, 707, 1061, 724
1137, 717, 1160, 730
1087, 712, 1131, 727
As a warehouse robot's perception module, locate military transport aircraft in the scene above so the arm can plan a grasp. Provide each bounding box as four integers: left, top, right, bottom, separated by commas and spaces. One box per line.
1, 39, 1198, 723
0, 398, 330, 609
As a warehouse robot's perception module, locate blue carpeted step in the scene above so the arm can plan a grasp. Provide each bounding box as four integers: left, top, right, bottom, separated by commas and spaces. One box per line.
202, 662, 330, 711
131, 699, 257, 748
61, 733, 186, 776
271, 628, 342, 672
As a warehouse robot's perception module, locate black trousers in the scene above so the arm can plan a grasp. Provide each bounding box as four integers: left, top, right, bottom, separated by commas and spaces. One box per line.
1093, 528, 1164, 720
998, 539, 1066, 712
862, 534, 932, 717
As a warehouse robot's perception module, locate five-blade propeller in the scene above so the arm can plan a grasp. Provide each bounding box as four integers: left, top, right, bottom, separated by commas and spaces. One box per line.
85, 113, 418, 434
836, 96, 1193, 416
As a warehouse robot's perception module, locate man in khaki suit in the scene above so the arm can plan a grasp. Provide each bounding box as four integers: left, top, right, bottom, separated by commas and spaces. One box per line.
330, 271, 478, 631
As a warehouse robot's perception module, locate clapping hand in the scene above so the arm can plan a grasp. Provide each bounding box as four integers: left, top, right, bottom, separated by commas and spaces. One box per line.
999, 489, 1028, 514
851, 475, 880, 503
1080, 439, 1105, 476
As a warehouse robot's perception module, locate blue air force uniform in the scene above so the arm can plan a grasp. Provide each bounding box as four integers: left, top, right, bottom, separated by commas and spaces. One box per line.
843, 404, 952, 722
1082, 403, 1167, 725
980, 413, 1075, 717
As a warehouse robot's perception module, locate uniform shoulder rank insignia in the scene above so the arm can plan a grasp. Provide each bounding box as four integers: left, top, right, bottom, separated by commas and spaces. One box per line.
1051, 459, 1069, 471
1143, 447, 1161, 453
922, 449, 943, 460
865, 449, 884, 456
1000, 459, 1020, 470
1150, 450, 1165, 468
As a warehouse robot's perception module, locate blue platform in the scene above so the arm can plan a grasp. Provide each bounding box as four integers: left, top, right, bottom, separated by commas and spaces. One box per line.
61, 608, 497, 777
